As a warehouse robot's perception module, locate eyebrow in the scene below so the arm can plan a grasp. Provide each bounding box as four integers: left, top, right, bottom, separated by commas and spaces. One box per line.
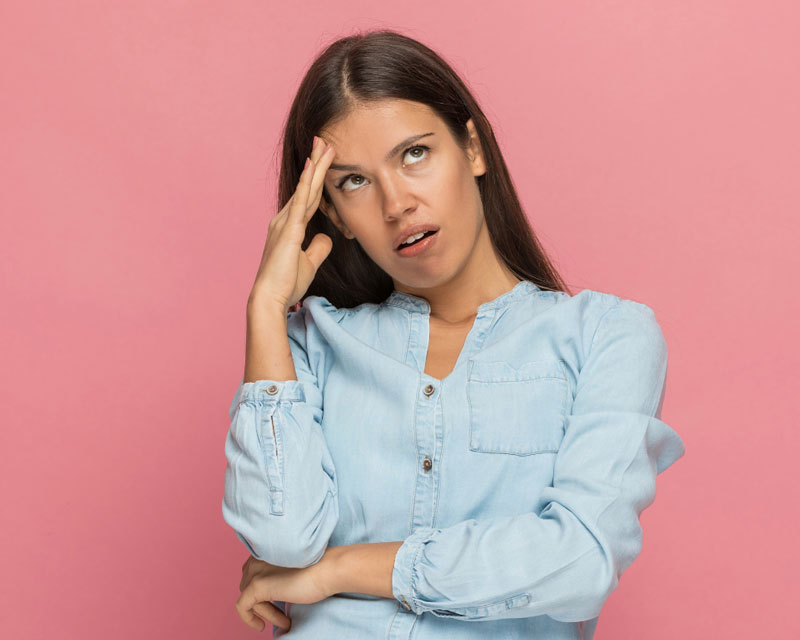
327, 132, 436, 173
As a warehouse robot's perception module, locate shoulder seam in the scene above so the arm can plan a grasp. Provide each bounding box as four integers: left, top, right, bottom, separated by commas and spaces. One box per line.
587, 297, 624, 357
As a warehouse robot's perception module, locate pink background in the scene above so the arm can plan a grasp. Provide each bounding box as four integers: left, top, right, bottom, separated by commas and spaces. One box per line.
2, 1, 797, 638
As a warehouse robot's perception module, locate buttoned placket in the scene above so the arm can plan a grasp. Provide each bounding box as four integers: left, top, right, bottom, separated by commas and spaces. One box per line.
392, 362, 445, 623
388, 303, 481, 619
383, 281, 537, 627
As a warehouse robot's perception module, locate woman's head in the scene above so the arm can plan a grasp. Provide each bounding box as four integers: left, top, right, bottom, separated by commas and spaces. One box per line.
277, 29, 571, 309
318, 98, 502, 301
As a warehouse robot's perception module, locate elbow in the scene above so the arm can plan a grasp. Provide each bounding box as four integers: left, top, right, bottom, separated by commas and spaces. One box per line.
574, 577, 617, 622
225, 520, 332, 568
574, 542, 626, 621
548, 543, 623, 623
548, 581, 615, 623
555, 494, 647, 621
221, 490, 339, 569
549, 577, 614, 623
259, 505, 339, 569
289, 488, 341, 567
245, 535, 328, 569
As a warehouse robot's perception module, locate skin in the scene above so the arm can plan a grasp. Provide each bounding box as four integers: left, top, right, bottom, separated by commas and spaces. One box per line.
319, 99, 521, 325
236, 98, 521, 632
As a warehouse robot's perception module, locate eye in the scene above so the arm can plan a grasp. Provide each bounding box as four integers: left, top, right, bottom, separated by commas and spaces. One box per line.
336, 174, 366, 192
403, 144, 430, 165
335, 144, 431, 192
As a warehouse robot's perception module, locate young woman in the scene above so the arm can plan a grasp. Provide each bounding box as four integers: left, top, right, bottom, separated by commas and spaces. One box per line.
222, 30, 686, 639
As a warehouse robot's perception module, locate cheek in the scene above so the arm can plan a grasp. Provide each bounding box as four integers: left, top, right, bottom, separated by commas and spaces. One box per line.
433, 158, 472, 201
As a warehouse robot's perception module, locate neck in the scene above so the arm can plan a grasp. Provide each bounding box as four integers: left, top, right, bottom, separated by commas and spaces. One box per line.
393, 229, 521, 325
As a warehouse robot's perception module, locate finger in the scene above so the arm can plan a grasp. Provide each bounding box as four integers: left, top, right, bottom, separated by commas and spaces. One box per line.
289, 156, 315, 224
276, 137, 330, 230
275, 138, 332, 234
235, 582, 264, 625
305, 143, 336, 222
309, 135, 327, 165
235, 598, 266, 631
269, 192, 295, 235
253, 601, 292, 631
304, 232, 334, 272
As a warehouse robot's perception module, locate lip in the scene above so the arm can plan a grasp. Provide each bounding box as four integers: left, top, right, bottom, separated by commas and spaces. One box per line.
396, 228, 439, 258
393, 223, 441, 250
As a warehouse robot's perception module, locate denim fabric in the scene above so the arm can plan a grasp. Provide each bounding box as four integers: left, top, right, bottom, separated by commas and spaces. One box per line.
222, 280, 686, 639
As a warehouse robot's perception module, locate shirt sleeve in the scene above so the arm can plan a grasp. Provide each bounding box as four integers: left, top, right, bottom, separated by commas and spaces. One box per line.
391, 298, 686, 621
222, 306, 339, 568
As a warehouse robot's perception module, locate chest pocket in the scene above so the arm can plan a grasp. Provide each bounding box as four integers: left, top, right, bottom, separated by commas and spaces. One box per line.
466, 359, 569, 456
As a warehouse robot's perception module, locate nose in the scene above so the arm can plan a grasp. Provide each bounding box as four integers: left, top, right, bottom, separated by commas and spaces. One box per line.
379, 171, 417, 221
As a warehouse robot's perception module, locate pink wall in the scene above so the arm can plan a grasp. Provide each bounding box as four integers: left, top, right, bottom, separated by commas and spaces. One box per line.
2, 1, 797, 638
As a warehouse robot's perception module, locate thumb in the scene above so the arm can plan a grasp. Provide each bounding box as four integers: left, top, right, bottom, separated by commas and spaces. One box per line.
304, 233, 333, 271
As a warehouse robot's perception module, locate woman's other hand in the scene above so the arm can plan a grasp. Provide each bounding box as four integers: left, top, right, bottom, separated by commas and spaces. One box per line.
235, 552, 334, 633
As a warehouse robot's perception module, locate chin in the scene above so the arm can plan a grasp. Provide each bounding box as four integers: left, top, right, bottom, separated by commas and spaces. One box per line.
393, 267, 461, 292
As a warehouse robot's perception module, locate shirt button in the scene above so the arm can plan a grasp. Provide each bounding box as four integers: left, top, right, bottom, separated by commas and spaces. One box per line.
422, 457, 432, 472
423, 384, 435, 396
400, 596, 411, 611
263, 384, 279, 395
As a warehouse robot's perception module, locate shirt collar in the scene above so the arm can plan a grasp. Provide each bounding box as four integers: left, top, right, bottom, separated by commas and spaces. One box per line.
383, 279, 540, 314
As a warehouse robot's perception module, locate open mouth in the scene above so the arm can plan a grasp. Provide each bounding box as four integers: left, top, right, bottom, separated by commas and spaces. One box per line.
396, 229, 439, 256
397, 229, 437, 250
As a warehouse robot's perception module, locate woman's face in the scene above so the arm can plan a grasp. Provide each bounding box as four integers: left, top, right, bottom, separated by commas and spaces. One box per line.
318, 99, 490, 292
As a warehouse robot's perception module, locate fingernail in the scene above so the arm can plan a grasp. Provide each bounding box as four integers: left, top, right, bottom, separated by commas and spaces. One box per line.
304, 157, 310, 169
312, 136, 318, 150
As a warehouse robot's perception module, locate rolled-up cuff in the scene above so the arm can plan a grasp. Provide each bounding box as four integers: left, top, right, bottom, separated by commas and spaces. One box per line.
236, 379, 307, 405
391, 526, 438, 614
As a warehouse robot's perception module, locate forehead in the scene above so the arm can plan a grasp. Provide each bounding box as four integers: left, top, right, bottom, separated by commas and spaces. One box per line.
320, 99, 444, 149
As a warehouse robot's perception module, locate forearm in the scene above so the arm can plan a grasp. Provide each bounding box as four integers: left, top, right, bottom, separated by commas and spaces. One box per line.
224, 298, 340, 567
321, 542, 404, 599
244, 296, 296, 383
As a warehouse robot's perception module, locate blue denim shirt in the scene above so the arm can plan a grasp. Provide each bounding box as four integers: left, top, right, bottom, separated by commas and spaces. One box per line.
222, 280, 686, 639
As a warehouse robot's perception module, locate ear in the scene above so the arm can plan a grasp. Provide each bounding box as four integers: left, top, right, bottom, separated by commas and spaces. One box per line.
465, 118, 487, 177
319, 196, 355, 239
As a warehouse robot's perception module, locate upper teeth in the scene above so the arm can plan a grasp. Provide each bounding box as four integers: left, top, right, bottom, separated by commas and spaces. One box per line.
401, 232, 427, 246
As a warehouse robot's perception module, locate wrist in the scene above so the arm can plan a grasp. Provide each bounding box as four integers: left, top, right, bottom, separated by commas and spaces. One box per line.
314, 542, 402, 600
247, 290, 289, 318
247, 304, 288, 323
316, 546, 346, 597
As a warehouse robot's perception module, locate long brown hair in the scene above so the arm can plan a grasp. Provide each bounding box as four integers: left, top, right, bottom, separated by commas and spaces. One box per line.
275, 29, 571, 310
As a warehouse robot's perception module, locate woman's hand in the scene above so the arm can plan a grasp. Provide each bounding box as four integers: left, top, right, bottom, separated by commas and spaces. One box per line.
236, 553, 334, 633
248, 135, 337, 314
